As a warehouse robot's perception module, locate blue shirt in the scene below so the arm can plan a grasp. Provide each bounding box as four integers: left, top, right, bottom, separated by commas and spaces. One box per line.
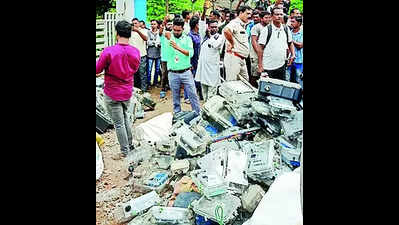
188, 30, 201, 74
292, 29, 303, 64
246, 21, 255, 44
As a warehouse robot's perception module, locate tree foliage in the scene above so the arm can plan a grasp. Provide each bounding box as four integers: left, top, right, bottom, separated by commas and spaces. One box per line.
96, 0, 116, 18
147, 0, 205, 22
289, 0, 303, 13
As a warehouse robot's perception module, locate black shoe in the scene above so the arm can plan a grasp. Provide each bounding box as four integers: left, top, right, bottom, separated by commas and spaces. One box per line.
129, 145, 135, 151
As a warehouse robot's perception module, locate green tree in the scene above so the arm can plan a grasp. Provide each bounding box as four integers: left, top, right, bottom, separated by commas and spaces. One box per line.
96, 0, 116, 18
290, 0, 303, 13
147, 0, 205, 22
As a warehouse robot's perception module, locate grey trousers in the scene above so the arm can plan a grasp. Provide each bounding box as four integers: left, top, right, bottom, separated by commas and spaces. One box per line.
104, 94, 133, 154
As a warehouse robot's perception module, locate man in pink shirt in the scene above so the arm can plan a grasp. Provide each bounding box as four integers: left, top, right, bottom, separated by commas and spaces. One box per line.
96, 20, 141, 159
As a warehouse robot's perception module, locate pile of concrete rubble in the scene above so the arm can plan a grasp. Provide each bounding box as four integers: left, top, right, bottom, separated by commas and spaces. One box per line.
109, 77, 303, 225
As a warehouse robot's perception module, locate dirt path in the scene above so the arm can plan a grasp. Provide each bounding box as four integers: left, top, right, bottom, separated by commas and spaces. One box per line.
96, 86, 202, 225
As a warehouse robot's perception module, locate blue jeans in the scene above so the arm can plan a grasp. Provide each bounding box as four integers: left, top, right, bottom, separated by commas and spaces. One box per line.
184, 68, 203, 100
104, 94, 133, 155
292, 63, 303, 89
147, 57, 161, 86
169, 70, 201, 114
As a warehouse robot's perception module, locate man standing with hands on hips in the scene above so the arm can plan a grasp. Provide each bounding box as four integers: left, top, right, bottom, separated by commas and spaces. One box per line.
223, 5, 252, 81
164, 17, 201, 115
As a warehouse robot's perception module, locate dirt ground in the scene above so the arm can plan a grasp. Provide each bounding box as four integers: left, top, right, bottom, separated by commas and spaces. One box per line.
96, 86, 203, 225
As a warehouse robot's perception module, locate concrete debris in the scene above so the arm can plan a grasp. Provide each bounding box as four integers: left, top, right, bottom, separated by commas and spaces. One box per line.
170, 159, 190, 175
241, 185, 265, 213
150, 206, 194, 224
153, 155, 174, 170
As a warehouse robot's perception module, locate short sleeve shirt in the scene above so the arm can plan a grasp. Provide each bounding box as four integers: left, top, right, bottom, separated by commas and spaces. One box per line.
129, 28, 147, 56
249, 23, 265, 58
292, 29, 303, 64
258, 23, 293, 70
165, 34, 194, 71
224, 18, 250, 58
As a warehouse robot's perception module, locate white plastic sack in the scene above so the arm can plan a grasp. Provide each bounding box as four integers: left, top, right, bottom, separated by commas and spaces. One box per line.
96, 141, 104, 180
135, 112, 173, 143
243, 168, 303, 225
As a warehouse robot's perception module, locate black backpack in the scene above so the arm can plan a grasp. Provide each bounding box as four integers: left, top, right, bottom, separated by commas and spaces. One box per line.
265, 23, 290, 47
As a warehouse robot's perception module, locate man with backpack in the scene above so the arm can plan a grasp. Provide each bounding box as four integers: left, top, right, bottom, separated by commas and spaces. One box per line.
257, 7, 295, 80
250, 11, 271, 88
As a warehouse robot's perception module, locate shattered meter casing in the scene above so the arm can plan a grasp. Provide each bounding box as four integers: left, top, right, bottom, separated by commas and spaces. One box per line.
277, 136, 302, 166
218, 80, 256, 105
197, 147, 228, 176
190, 169, 228, 198
174, 122, 212, 156
121, 191, 161, 221
243, 140, 276, 175
218, 81, 256, 125
202, 95, 237, 129
192, 193, 241, 224
281, 110, 303, 138
134, 169, 170, 193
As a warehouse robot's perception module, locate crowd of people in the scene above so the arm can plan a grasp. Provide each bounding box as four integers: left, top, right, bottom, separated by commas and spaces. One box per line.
96, 0, 303, 159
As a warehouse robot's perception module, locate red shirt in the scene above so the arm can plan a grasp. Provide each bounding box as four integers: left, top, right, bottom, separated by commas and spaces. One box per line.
96, 43, 140, 101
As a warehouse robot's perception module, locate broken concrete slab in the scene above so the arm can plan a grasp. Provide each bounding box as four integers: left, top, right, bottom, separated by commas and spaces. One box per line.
241, 185, 265, 214
170, 159, 190, 175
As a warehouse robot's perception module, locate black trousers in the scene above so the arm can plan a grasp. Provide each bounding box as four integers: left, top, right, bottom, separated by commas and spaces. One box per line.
265, 64, 286, 81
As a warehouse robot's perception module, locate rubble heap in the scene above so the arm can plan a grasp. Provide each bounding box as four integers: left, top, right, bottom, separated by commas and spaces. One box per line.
104, 77, 303, 225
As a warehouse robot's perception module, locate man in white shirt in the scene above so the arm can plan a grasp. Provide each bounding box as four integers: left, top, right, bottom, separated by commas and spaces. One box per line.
257, 7, 295, 81
129, 18, 149, 91
250, 11, 271, 88
182, 10, 192, 35
195, 20, 225, 101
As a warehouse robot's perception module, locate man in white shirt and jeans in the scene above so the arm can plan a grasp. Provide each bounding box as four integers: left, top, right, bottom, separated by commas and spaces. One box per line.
257, 7, 295, 80
129, 18, 149, 91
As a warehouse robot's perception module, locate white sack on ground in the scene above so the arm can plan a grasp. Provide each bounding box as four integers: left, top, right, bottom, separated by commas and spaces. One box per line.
243, 168, 303, 225
96, 141, 104, 180
135, 112, 173, 143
